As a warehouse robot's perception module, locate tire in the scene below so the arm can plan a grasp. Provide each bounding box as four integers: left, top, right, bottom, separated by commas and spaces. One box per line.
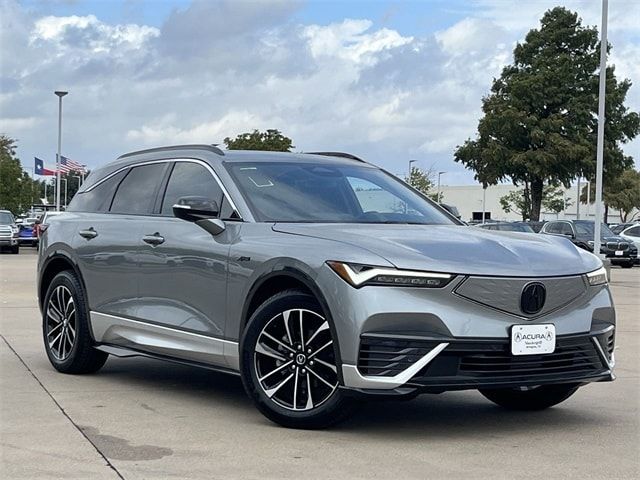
11, 245, 19, 254
620, 261, 634, 269
240, 289, 357, 429
479, 383, 580, 411
42, 271, 108, 374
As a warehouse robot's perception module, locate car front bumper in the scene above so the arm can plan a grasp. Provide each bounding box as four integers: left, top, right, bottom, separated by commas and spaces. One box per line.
341, 324, 614, 395
0, 237, 19, 246
317, 265, 616, 393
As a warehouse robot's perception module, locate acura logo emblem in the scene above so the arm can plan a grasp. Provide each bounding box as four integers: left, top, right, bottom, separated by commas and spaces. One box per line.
520, 282, 546, 315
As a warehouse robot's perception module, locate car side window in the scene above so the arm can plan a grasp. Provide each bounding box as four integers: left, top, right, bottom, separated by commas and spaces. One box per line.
559, 223, 573, 236
160, 162, 223, 216
545, 222, 559, 234
626, 226, 640, 237
110, 164, 167, 215
67, 170, 127, 213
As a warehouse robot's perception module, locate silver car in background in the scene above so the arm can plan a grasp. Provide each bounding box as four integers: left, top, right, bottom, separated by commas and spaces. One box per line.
37, 145, 615, 428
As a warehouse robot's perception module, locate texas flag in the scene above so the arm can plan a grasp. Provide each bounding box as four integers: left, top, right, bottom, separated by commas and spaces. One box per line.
34, 157, 56, 176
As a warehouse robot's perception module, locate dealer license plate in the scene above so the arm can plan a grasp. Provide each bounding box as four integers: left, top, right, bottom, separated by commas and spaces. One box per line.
615, 250, 624, 256
511, 324, 556, 356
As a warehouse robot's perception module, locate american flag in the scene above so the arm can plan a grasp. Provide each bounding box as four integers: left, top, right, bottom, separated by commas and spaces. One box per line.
59, 155, 86, 174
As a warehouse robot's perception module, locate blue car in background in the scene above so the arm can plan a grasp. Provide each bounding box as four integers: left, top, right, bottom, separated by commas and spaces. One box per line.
18, 217, 39, 246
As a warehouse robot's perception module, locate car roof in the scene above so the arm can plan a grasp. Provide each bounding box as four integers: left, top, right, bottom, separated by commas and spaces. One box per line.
82, 145, 372, 191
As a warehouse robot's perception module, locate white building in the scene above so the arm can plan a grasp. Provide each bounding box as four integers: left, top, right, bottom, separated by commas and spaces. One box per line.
438, 183, 632, 224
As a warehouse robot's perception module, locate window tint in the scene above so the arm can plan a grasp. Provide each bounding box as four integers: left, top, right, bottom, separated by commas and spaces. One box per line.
559, 223, 573, 235
226, 162, 454, 225
626, 226, 640, 237
110, 164, 166, 215
67, 170, 127, 213
545, 222, 560, 234
161, 162, 223, 215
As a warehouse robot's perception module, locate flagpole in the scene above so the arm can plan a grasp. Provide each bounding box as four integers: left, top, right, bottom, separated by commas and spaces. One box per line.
54, 91, 68, 212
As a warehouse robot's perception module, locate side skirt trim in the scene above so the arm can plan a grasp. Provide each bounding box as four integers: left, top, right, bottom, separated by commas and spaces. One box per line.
341, 342, 449, 390
90, 312, 240, 370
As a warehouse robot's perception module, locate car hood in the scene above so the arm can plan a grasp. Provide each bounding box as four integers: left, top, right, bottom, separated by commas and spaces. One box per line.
272, 224, 601, 277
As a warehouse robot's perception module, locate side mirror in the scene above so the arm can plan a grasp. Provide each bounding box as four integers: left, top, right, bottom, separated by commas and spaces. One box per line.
173, 196, 219, 222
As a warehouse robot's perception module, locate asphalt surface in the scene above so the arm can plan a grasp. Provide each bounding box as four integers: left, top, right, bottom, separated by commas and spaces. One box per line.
1, 248, 639, 479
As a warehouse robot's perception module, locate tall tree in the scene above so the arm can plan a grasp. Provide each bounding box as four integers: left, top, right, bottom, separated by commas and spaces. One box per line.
224, 129, 294, 152
0, 135, 30, 214
454, 7, 639, 221
500, 184, 570, 220
407, 166, 436, 198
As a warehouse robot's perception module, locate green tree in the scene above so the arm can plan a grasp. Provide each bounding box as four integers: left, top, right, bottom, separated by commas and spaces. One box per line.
454, 7, 639, 221
224, 129, 294, 151
407, 166, 435, 197
500, 184, 571, 220
602, 169, 640, 222
0, 135, 30, 214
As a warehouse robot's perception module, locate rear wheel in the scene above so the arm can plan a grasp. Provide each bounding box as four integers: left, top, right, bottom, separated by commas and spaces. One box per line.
42, 271, 108, 374
241, 290, 356, 429
479, 383, 580, 410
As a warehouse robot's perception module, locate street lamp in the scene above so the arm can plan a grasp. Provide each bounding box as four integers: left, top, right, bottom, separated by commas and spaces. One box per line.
593, 0, 608, 258
437, 171, 446, 204
54, 90, 68, 212
407, 160, 417, 182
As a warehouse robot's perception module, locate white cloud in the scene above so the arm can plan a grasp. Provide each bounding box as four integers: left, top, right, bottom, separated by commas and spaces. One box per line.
1, 0, 638, 181
31, 14, 159, 53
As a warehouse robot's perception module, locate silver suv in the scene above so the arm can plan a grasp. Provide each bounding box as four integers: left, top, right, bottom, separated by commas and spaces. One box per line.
38, 145, 615, 428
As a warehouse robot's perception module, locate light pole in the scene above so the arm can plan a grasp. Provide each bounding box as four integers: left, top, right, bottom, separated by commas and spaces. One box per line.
62, 178, 68, 208
576, 178, 581, 220
594, 0, 608, 258
54, 90, 68, 212
436, 171, 446, 203
482, 186, 487, 224
407, 160, 417, 182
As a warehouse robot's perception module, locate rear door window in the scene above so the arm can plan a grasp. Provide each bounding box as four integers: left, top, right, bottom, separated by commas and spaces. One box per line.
110, 164, 167, 215
67, 170, 127, 213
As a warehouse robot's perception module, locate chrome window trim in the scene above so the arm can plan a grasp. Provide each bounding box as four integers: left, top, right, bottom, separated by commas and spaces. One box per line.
81, 158, 243, 219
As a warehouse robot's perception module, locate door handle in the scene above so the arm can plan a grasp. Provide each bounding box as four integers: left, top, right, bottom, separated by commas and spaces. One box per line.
142, 233, 165, 246
79, 228, 98, 239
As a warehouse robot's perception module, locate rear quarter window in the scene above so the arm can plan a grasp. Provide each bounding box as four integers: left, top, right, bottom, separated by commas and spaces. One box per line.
67, 170, 127, 213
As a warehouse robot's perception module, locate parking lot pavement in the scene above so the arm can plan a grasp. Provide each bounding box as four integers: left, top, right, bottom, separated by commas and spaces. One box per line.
1, 249, 638, 480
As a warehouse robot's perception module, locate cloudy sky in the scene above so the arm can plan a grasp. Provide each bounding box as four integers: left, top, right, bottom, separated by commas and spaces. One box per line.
1, 0, 639, 184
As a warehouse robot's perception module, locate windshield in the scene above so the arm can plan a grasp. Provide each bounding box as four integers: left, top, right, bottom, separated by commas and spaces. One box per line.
0, 212, 15, 224
574, 221, 615, 237
226, 162, 456, 224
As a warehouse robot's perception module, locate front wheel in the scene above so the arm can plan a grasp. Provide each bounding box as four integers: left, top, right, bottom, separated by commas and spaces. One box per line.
240, 290, 356, 429
42, 271, 108, 374
479, 383, 580, 410
11, 245, 19, 254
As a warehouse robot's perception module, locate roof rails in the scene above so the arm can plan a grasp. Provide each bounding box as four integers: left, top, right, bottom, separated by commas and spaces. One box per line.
117, 144, 225, 160
307, 151, 366, 163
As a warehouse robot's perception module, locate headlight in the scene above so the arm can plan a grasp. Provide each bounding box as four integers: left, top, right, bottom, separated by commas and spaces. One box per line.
586, 266, 608, 286
327, 261, 454, 288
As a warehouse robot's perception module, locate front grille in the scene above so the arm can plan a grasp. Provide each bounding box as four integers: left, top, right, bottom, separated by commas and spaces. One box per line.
0, 226, 12, 238
606, 242, 628, 251
358, 327, 613, 386
454, 337, 601, 377
453, 275, 587, 318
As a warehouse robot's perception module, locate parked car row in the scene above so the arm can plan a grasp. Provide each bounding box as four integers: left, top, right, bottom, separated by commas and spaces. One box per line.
0, 210, 65, 253
475, 219, 639, 267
